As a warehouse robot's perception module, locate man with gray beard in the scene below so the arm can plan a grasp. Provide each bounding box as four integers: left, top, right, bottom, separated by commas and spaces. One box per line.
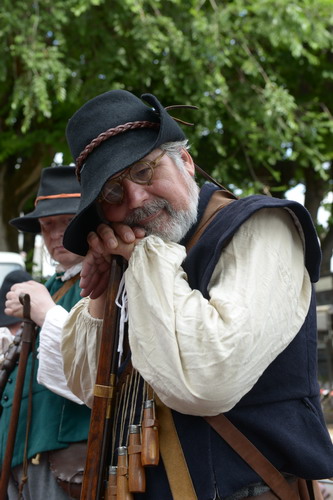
106, 144, 199, 245
59, 90, 333, 499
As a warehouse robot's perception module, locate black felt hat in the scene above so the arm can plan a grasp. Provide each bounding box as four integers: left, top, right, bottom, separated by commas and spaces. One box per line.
10, 166, 81, 234
0, 270, 33, 327
63, 90, 187, 256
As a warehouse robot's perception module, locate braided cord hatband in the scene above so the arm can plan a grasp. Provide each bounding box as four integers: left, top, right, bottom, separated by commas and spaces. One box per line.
75, 120, 160, 180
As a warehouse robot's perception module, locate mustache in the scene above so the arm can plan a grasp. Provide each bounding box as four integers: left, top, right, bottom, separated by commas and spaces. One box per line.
123, 199, 170, 226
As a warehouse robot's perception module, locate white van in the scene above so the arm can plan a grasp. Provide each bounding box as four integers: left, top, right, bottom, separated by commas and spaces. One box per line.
0, 252, 26, 287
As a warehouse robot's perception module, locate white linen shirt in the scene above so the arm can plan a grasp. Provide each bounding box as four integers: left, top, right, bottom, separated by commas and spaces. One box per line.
37, 305, 83, 404
0, 327, 16, 363
61, 207, 312, 414
37, 263, 84, 405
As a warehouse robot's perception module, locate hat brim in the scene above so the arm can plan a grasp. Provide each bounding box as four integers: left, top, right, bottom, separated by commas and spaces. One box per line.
0, 312, 23, 327
63, 128, 163, 255
64, 202, 101, 256
10, 198, 81, 233
0, 269, 33, 327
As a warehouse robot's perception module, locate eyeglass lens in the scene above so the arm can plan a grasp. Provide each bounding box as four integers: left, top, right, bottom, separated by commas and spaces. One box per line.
101, 151, 165, 204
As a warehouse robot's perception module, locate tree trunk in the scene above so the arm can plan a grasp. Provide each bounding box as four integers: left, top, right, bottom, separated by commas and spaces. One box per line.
0, 146, 54, 253
304, 167, 332, 276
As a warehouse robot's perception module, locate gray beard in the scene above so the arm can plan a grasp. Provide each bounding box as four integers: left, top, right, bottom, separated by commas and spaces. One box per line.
123, 184, 199, 243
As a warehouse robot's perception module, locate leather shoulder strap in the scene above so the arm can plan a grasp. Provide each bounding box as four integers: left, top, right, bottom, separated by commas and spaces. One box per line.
205, 414, 300, 500
186, 189, 236, 252
155, 396, 197, 500
51, 273, 80, 303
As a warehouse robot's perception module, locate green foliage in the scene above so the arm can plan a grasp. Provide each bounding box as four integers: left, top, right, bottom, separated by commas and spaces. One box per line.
0, 0, 332, 270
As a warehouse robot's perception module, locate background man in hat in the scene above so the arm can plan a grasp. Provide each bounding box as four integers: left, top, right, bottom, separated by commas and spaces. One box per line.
0, 270, 33, 362
1, 166, 90, 500
60, 90, 333, 499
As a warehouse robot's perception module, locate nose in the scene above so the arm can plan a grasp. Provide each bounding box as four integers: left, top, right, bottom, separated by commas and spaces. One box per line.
50, 221, 67, 239
122, 179, 150, 209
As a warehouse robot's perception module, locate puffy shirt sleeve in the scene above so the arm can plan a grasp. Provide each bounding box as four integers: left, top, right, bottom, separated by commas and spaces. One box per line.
61, 297, 103, 408
37, 305, 84, 404
126, 208, 311, 416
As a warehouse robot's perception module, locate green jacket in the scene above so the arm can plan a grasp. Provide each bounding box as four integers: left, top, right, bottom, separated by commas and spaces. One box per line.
0, 273, 91, 468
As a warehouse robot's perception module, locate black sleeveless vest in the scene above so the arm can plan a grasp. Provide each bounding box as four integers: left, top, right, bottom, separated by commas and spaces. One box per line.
135, 184, 333, 499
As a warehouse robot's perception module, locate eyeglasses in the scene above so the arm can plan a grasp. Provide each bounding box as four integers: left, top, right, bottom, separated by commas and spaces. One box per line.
99, 150, 166, 205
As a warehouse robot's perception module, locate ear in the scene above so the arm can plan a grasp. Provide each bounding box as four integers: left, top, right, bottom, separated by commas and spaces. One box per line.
180, 149, 195, 177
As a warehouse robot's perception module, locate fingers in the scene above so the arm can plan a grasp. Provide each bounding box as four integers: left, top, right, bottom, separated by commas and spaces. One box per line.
5, 290, 24, 318
89, 272, 111, 300
11, 280, 44, 296
79, 222, 145, 299
94, 222, 140, 251
80, 257, 112, 299
132, 227, 146, 239
87, 226, 115, 253
95, 222, 145, 248
107, 223, 140, 244
88, 223, 142, 262
5, 281, 55, 327
80, 269, 110, 299
79, 247, 110, 298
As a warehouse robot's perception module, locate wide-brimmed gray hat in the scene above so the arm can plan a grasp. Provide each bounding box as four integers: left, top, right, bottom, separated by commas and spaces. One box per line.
63, 90, 188, 256
0, 270, 33, 327
10, 166, 81, 233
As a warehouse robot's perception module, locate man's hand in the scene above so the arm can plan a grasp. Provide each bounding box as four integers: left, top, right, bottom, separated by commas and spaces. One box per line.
79, 222, 145, 299
5, 280, 55, 327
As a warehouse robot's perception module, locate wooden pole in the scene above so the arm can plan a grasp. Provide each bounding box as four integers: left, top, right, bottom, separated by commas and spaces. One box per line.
0, 294, 36, 497
80, 256, 124, 500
